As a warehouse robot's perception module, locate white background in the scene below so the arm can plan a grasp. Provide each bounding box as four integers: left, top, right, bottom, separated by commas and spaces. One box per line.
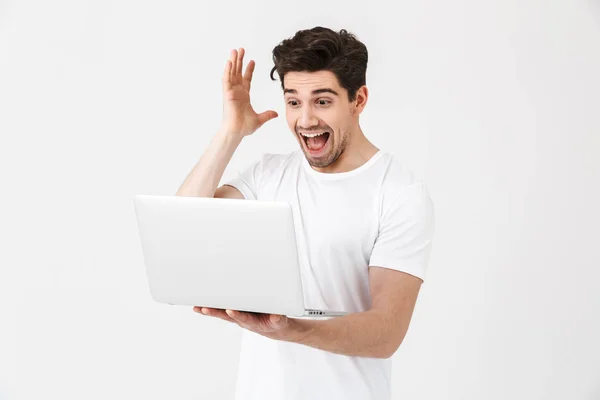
1, 0, 600, 399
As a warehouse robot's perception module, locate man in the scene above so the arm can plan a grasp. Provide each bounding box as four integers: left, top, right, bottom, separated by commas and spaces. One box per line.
176, 26, 435, 400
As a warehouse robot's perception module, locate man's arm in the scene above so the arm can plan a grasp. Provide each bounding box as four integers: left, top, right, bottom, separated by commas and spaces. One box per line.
176, 129, 243, 198
175, 47, 277, 198
282, 266, 423, 359
197, 265, 423, 359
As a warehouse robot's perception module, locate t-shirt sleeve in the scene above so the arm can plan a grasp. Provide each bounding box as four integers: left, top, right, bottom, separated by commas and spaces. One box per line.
222, 153, 274, 200
368, 182, 435, 281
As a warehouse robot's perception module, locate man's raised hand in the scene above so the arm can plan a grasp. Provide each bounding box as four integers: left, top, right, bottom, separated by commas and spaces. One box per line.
220, 48, 278, 138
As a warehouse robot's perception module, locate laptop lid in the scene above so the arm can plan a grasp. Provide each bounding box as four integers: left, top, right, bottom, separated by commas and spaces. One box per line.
133, 195, 307, 317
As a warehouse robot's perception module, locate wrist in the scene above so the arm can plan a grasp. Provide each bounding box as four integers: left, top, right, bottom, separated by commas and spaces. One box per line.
217, 125, 244, 141
281, 317, 315, 344
214, 128, 243, 147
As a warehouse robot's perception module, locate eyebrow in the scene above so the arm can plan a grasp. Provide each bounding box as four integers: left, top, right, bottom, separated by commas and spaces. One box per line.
283, 88, 339, 96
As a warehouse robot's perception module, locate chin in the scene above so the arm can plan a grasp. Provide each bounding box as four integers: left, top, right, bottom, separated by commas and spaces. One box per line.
302, 142, 330, 162
306, 149, 335, 168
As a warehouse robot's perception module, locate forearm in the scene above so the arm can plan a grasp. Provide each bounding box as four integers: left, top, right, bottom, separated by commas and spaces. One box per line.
175, 128, 242, 197
283, 310, 395, 359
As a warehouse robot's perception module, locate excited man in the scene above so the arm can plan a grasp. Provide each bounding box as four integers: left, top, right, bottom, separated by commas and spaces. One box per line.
176, 26, 435, 400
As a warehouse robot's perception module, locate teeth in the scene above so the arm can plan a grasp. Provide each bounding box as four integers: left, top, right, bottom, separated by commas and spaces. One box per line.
301, 132, 328, 138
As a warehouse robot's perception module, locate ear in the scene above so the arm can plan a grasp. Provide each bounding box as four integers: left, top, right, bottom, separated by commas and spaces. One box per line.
352, 85, 368, 116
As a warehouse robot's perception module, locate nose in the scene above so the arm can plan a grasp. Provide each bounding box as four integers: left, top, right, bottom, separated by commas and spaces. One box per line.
298, 105, 320, 131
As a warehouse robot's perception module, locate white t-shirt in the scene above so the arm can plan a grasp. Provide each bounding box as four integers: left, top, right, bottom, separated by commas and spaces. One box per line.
224, 148, 435, 400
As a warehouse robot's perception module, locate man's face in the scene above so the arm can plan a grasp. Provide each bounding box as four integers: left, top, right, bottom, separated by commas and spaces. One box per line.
283, 70, 355, 168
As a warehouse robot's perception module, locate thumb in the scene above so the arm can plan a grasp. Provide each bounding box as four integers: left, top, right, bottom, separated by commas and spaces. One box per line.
257, 110, 278, 127
270, 314, 283, 324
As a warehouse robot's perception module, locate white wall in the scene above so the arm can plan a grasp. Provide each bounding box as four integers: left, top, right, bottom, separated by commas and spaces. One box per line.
1, 0, 599, 399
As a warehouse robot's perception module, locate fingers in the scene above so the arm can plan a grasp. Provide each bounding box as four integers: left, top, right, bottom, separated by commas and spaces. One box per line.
243, 59, 255, 90
223, 48, 239, 91
257, 110, 279, 127
193, 306, 236, 323
223, 48, 252, 91
226, 309, 258, 325
222, 56, 232, 92
231, 48, 243, 85
230, 49, 237, 85
236, 48, 244, 76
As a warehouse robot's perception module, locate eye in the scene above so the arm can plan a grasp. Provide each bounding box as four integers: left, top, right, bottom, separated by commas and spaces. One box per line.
287, 99, 331, 107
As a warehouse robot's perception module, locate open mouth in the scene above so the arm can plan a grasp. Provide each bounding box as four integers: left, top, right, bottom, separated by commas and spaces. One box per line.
300, 131, 331, 153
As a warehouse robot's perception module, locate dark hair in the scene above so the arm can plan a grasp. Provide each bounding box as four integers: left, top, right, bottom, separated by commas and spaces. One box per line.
270, 26, 368, 103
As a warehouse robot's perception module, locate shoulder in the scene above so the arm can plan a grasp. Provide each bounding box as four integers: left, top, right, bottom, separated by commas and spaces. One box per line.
378, 151, 423, 187
256, 150, 297, 173
377, 151, 433, 215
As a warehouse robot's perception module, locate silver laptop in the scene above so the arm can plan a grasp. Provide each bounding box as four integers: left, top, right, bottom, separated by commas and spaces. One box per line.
132, 194, 347, 318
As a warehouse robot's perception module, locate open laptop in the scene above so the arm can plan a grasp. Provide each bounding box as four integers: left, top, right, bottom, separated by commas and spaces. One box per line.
132, 194, 347, 318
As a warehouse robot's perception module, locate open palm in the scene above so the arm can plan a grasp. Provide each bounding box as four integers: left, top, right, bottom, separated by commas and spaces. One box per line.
221, 48, 278, 137
193, 306, 290, 335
